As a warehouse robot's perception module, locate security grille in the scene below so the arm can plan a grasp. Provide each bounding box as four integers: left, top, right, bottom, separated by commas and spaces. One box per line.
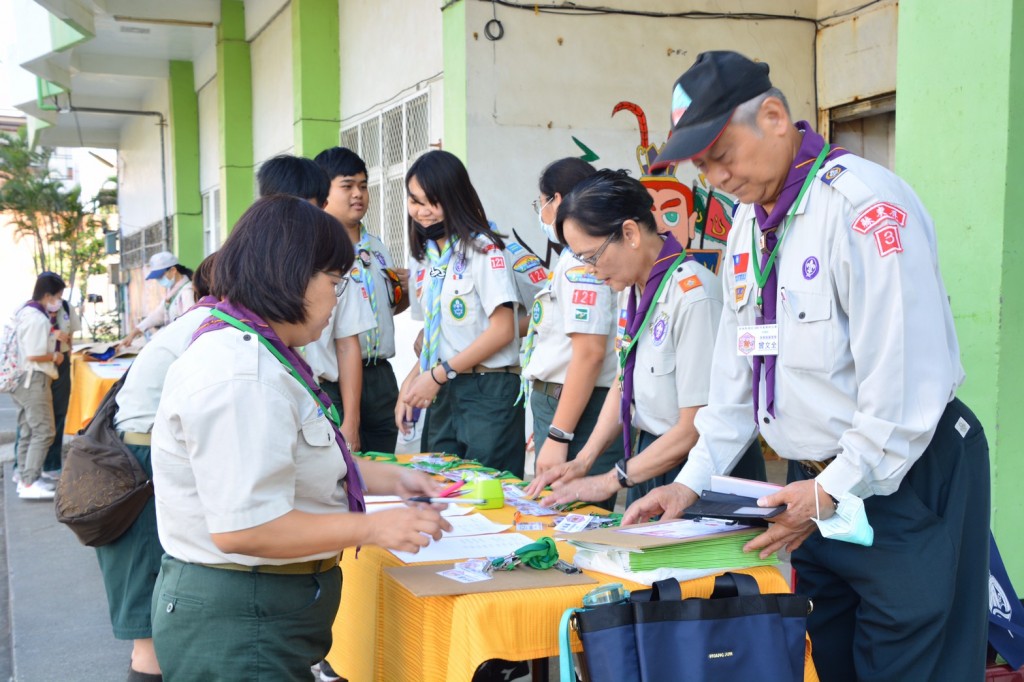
341, 91, 430, 266
121, 220, 172, 270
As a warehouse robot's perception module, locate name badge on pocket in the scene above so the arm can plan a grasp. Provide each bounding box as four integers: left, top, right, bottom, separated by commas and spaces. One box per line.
737, 324, 779, 356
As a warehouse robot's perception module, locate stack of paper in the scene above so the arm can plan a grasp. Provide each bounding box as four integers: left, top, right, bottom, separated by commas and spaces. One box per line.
561, 518, 778, 585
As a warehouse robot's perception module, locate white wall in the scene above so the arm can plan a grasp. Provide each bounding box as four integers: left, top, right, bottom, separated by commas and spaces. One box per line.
197, 76, 220, 193
338, 0, 443, 135
116, 82, 172, 237
250, 5, 295, 164
461, 0, 818, 256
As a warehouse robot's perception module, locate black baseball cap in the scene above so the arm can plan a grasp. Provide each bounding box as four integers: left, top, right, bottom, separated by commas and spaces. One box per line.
652, 51, 773, 168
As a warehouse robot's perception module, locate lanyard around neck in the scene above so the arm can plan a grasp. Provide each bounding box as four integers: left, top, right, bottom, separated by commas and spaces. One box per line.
750, 143, 830, 307
208, 309, 341, 427
618, 251, 688, 375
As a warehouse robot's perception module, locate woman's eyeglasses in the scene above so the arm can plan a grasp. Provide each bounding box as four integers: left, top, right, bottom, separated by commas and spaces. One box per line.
531, 195, 554, 215
573, 233, 617, 267
320, 271, 349, 297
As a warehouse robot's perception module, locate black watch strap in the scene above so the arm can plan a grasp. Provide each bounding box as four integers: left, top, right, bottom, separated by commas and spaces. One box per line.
614, 459, 635, 488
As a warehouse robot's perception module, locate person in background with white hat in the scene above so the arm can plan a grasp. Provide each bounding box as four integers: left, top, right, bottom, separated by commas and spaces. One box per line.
119, 251, 195, 348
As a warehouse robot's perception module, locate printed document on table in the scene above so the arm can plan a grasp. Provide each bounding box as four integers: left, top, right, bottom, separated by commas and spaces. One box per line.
617, 518, 750, 539
389, 533, 533, 564
441, 514, 511, 537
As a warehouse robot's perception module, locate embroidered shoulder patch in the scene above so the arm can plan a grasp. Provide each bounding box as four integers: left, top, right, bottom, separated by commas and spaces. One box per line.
565, 266, 603, 285
679, 274, 702, 293
852, 201, 908, 235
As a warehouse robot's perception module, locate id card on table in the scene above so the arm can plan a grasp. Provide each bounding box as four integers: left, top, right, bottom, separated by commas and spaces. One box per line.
736, 324, 779, 356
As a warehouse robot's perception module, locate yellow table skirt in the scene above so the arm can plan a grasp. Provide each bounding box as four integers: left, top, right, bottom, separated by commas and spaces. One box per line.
327, 488, 818, 682
65, 355, 131, 434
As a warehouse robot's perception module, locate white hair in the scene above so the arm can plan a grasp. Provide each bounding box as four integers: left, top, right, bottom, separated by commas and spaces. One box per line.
732, 87, 790, 131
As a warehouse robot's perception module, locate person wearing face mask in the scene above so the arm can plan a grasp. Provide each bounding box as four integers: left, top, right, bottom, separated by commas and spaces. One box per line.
396, 150, 525, 477
119, 251, 195, 348
9, 271, 67, 500
622, 52, 990, 682
42, 287, 79, 475
524, 170, 764, 509
518, 158, 622, 510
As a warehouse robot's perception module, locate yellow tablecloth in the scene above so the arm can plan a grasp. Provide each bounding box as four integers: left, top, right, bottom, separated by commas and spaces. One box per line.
65, 355, 132, 434
327, 469, 818, 682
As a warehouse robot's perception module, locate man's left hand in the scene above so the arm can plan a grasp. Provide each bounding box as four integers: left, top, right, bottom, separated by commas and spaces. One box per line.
743, 479, 827, 559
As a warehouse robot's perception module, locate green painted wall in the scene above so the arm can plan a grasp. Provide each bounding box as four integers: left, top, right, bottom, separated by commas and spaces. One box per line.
217, 0, 254, 233
292, 0, 340, 157
896, 0, 1024, 582
168, 61, 203, 268
442, 1, 467, 162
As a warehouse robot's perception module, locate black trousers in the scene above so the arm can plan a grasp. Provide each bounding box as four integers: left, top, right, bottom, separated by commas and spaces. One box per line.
321, 360, 400, 455
789, 397, 990, 682
44, 350, 71, 471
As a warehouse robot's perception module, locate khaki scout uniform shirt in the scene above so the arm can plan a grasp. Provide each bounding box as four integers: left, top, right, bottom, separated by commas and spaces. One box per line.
677, 154, 963, 500
627, 260, 723, 436
352, 231, 398, 361
408, 235, 520, 369
522, 249, 617, 387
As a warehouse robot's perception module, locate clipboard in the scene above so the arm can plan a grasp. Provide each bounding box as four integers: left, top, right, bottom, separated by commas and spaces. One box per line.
385, 564, 596, 597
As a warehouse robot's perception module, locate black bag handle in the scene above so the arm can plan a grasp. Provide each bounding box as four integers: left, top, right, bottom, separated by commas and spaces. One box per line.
711, 572, 761, 599
631, 578, 683, 603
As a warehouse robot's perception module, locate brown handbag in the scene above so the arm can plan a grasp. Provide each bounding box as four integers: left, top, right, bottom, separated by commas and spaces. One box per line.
54, 371, 154, 547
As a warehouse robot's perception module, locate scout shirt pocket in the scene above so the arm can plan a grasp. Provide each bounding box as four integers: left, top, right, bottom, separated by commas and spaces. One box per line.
442, 275, 477, 328
780, 288, 834, 372
296, 412, 340, 500
641, 348, 680, 424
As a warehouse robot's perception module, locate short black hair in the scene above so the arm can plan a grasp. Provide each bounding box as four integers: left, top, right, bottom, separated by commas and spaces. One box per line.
314, 147, 368, 181
191, 253, 216, 299
539, 157, 597, 200
214, 195, 354, 324
257, 154, 331, 208
555, 168, 656, 244
405, 150, 503, 261
32, 271, 66, 300
169, 263, 195, 279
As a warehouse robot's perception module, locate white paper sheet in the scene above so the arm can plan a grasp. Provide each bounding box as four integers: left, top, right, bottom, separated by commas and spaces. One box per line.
364, 503, 476, 517
441, 514, 511, 538
389, 533, 533, 564
616, 518, 750, 539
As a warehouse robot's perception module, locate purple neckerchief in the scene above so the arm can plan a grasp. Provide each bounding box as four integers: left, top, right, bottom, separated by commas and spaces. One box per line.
751, 122, 848, 418
620, 232, 692, 458
24, 300, 47, 317
191, 299, 366, 513
186, 295, 218, 313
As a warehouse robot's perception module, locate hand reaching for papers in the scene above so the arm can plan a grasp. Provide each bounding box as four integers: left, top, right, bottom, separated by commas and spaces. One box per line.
523, 457, 588, 499
621, 483, 699, 525
364, 507, 451, 554
539, 471, 619, 508
742, 479, 829, 559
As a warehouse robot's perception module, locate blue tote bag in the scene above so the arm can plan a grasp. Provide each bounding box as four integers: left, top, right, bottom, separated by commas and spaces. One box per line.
562, 573, 809, 682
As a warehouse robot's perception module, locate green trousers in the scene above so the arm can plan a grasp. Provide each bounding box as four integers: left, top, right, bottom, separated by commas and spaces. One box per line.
322, 359, 400, 454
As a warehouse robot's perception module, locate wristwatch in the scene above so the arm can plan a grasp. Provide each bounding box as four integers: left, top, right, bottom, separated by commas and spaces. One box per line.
614, 459, 635, 488
440, 360, 458, 381
547, 425, 574, 444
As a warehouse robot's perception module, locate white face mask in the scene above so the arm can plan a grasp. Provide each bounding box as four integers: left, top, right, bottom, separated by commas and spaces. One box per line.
45, 299, 62, 313
539, 212, 559, 244
812, 490, 875, 546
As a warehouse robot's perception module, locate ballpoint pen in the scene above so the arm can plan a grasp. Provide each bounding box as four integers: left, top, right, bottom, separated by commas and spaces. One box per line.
406, 496, 487, 505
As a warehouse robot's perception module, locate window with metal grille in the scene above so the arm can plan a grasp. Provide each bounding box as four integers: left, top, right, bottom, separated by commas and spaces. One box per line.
340, 92, 430, 266
203, 188, 221, 256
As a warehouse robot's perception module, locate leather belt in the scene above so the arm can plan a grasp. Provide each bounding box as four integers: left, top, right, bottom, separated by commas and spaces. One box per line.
797, 457, 836, 477
120, 431, 152, 446
532, 379, 563, 400
202, 554, 340, 575
462, 364, 521, 375
363, 358, 391, 368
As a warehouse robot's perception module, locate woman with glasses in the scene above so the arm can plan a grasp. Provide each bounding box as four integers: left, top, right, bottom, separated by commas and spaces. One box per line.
149, 196, 448, 680
396, 150, 525, 477
525, 169, 764, 507
518, 158, 622, 510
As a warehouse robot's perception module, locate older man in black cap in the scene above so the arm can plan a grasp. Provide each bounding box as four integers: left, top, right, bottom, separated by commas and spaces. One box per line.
623, 51, 991, 682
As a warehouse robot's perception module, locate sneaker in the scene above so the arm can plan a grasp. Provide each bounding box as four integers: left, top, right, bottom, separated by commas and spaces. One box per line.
17, 480, 56, 500
318, 659, 346, 682
41, 469, 61, 482
11, 469, 19, 484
